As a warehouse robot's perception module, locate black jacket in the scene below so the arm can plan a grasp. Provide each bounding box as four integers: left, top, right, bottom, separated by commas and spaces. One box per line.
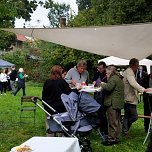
42, 78, 71, 114
9, 70, 17, 81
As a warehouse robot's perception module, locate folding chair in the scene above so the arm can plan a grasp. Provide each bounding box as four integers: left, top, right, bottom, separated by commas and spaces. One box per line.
20, 96, 36, 125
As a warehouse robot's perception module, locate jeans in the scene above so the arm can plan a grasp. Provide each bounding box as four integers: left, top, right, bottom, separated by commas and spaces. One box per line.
14, 87, 26, 96
122, 103, 138, 134
1, 82, 7, 94
10, 80, 16, 94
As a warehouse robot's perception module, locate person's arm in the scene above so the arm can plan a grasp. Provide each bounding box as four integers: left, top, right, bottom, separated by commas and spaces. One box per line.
101, 76, 116, 92
64, 70, 72, 84
19, 73, 24, 79
126, 72, 145, 93
42, 80, 47, 101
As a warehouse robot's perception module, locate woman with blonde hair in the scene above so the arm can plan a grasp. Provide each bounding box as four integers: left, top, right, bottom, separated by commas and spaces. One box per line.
14, 68, 26, 96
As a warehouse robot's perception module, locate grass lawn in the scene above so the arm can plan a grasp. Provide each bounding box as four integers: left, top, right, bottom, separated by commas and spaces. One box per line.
0, 83, 149, 152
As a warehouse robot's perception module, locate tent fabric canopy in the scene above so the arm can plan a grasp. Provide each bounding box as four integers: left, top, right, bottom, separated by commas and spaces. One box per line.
99, 56, 152, 74
0, 59, 14, 68
1, 23, 152, 60
98, 56, 129, 66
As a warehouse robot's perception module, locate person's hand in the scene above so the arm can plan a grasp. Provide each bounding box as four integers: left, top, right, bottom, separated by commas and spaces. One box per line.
71, 79, 76, 86
144, 88, 152, 92
76, 85, 82, 90
100, 82, 106, 86
24, 74, 28, 78
92, 81, 96, 85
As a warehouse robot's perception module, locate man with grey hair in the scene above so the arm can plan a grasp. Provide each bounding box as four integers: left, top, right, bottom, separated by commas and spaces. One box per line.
65, 60, 89, 87
122, 58, 152, 137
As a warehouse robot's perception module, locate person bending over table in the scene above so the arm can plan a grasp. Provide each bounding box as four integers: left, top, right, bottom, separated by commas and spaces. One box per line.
64, 60, 89, 88
92, 61, 108, 141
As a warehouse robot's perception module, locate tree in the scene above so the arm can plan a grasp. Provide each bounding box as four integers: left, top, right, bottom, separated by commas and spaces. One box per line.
0, 0, 38, 50
0, 0, 38, 28
0, 31, 16, 50
71, 0, 152, 27
43, 0, 71, 27
76, 0, 91, 11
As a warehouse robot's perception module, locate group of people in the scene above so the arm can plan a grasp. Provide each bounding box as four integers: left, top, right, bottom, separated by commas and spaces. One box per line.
0, 66, 27, 96
42, 58, 152, 149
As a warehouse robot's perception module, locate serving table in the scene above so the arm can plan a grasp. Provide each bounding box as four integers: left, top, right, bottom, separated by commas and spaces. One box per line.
10, 136, 81, 152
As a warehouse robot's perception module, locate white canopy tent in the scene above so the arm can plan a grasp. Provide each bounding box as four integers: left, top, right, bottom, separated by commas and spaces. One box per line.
98, 56, 129, 66
1, 22, 152, 60
99, 56, 152, 74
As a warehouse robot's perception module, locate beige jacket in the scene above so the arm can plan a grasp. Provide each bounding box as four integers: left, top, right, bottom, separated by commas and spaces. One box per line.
123, 67, 145, 105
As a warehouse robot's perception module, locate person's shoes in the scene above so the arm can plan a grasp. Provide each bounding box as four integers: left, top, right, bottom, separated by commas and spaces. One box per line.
12, 93, 16, 96
100, 132, 108, 141
4, 93, 6, 95
122, 132, 131, 139
115, 138, 121, 144
1, 94, 2, 95
102, 139, 116, 146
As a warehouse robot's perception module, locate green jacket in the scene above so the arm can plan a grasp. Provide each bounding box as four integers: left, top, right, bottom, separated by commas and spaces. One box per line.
102, 74, 124, 110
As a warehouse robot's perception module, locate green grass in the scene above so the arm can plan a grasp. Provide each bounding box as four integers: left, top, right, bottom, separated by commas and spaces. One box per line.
0, 84, 149, 152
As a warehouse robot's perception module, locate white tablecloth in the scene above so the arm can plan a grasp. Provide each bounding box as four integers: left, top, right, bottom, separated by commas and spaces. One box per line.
12, 137, 81, 152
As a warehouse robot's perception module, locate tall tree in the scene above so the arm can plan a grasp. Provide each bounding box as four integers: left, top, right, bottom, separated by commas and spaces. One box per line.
71, 0, 152, 27
0, 0, 38, 50
43, 0, 70, 28
0, 0, 38, 28
76, 0, 91, 11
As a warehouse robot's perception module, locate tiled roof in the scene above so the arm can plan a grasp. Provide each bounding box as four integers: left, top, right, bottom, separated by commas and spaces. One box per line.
16, 34, 27, 41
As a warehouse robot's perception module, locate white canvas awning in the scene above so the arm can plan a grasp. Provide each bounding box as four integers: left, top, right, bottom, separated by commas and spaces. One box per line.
1, 23, 152, 60
98, 56, 129, 66
99, 56, 152, 74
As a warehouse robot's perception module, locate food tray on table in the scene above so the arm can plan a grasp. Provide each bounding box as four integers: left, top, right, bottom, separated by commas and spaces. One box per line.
80, 86, 101, 93
10, 145, 33, 152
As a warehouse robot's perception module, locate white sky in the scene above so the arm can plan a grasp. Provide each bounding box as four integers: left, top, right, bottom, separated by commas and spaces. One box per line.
15, 0, 78, 28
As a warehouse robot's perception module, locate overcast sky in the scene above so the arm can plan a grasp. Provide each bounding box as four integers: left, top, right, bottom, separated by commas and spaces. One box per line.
15, 0, 78, 28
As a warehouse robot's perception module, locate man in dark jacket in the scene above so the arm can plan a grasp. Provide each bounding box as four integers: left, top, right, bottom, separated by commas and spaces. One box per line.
92, 61, 108, 141
9, 66, 17, 95
142, 66, 152, 132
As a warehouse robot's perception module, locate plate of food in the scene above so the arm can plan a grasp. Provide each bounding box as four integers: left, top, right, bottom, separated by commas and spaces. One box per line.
82, 85, 94, 90
10, 145, 33, 152
80, 86, 101, 92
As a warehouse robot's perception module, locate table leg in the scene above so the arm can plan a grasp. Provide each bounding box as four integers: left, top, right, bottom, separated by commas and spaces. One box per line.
143, 117, 152, 144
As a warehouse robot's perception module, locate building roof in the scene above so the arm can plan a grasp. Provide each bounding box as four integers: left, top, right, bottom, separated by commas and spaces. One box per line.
16, 34, 27, 41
